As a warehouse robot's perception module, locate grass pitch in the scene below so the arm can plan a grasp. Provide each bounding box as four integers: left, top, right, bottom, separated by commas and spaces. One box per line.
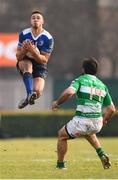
0, 137, 118, 179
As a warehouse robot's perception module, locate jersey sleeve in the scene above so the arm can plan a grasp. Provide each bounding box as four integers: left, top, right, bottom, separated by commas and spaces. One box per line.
41, 37, 54, 54
69, 78, 80, 93
103, 87, 113, 106
18, 32, 25, 47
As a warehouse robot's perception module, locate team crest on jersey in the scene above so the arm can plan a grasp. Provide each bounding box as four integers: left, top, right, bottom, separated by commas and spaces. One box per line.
38, 40, 44, 46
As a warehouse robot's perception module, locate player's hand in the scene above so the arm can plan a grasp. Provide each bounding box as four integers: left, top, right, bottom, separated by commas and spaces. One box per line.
23, 40, 40, 55
22, 40, 34, 50
52, 101, 59, 111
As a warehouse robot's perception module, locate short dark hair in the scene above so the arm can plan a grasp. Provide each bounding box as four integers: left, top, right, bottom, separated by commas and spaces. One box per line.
31, 10, 43, 16
82, 57, 98, 75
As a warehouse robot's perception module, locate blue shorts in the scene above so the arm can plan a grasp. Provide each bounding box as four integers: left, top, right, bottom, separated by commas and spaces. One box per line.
16, 57, 48, 79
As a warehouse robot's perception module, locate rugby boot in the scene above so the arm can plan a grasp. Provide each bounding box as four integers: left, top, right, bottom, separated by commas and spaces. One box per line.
28, 92, 37, 105
100, 154, 111, 169
18, 98, 28, 109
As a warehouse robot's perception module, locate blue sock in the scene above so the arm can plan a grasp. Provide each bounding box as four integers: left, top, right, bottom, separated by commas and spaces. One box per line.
23, 72, 33, 97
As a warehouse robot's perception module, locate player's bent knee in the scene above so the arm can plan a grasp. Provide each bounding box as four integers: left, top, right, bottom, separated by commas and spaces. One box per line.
58, 129, 62, 137
58, 127, 68, 140
58, 129, 65, 137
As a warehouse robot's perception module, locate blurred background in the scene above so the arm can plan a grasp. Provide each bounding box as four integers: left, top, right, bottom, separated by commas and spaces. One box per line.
0, 0, 118, 137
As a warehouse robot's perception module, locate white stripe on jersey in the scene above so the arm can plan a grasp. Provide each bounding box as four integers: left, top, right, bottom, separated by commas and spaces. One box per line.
80, 85, 106, 97
42, 30, 53, 39
22, 28, 31, 35
22, 28, 52, 40
76, 104, 102, 113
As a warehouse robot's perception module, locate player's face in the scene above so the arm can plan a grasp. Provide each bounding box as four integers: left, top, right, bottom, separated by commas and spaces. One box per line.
31, 13, 44, 29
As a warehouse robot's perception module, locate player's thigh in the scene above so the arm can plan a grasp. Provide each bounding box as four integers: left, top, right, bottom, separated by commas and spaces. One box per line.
58, 126, 70, 139
17, 59, 33, 73
33, 77, 45, 96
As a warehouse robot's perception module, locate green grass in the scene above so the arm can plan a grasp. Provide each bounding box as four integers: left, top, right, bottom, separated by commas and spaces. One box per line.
0, 138, 118, 179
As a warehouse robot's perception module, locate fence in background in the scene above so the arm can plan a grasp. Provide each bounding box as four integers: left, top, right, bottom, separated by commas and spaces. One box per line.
0, 111, 117, 138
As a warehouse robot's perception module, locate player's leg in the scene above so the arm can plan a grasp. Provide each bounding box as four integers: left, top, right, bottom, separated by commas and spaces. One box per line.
29, 62, 47, 105
56, 126, 70, 169
85, 133, 101, 149
56, 116, 89, 169
85, 134, 111, 169
17, 59, 33, 108
28, 77, 45, 105
33, 77, 45, 98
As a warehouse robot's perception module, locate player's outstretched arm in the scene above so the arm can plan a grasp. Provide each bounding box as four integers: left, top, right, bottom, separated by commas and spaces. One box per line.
52, 87, 75, 111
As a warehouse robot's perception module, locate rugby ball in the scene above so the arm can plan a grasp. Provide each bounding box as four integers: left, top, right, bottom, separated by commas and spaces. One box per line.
26, 47, 40, 58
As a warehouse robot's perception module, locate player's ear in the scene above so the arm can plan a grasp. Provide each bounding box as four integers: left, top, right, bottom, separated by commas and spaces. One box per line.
42, 17, 44, 25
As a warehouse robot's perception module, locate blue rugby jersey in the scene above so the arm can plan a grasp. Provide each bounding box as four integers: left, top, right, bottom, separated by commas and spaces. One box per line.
18, 28, 54, 59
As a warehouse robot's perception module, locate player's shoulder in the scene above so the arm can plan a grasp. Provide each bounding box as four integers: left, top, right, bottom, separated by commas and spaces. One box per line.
41, 29, 53, 40
20, 28, 31, 35
77, 74, 97, 84
77, 74, 88, 81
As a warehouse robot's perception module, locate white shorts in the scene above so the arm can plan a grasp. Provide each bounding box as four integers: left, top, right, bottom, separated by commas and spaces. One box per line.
65, 116, 103, 138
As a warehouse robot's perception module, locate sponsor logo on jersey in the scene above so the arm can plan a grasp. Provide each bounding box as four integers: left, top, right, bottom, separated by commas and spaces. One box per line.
38, 40, 44, 46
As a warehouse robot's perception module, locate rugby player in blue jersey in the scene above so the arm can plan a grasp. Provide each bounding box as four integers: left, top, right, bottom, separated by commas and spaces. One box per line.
16, 10, 54, 109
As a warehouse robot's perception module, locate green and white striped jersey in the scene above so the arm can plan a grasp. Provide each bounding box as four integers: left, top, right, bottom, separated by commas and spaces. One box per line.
70, 74, 113, 118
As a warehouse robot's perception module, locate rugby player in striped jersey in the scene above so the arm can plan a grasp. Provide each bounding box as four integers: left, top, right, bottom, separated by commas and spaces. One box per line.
52, 57, 115, 169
